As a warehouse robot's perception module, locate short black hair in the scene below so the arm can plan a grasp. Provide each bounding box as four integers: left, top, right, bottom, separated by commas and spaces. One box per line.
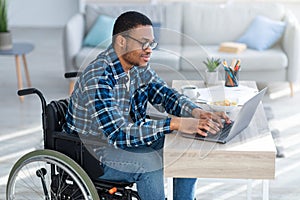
112, 11, 152, 44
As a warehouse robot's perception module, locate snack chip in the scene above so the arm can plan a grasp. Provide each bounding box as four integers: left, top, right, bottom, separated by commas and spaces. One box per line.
211, 99, 237, 106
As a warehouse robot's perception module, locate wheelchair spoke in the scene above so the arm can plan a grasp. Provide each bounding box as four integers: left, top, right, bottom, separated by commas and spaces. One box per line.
14, 162, 47, 198
7, 150, 99, 200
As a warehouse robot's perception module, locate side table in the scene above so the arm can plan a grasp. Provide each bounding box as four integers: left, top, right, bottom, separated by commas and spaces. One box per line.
0, 42, 34, 101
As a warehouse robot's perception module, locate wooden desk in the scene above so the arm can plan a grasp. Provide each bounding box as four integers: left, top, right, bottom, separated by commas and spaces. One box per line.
164, 80, 276, 200
0, 43, 34, 101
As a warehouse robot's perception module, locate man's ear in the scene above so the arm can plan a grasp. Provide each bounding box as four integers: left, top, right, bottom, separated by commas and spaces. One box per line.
116, 35, 126, 48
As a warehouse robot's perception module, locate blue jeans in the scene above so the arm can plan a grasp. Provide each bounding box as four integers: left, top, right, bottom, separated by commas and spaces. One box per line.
97, 137, 197, 200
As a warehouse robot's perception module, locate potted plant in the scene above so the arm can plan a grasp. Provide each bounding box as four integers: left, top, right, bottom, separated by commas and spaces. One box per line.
0, 0, 12, 50
203, 57, 221, 85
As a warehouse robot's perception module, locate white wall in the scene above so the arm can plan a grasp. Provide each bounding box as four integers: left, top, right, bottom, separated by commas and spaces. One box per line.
7, 0, 300, 27
8, 0, 80, 27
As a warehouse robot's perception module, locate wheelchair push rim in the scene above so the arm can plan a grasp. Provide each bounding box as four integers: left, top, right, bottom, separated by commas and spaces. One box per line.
6, 149, 99, 200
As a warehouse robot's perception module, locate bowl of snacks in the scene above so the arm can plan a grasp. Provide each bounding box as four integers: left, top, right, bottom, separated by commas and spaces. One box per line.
207, 99, 238, 112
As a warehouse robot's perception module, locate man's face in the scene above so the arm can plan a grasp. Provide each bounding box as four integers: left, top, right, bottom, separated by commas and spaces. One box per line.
121, 25, 155, 67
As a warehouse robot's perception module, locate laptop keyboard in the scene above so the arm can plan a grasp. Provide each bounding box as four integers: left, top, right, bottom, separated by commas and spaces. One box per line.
218, 122, 233, 140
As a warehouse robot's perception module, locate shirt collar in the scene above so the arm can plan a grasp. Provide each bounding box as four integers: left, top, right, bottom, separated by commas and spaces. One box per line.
105, 45, 127, 80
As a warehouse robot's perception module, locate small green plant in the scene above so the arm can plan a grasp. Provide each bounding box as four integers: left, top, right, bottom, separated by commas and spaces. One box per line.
0, 0, 8, 32
203, 57, 221, 72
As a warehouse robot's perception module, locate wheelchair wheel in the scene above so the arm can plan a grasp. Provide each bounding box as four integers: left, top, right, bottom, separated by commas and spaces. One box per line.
6, 149, 99, 200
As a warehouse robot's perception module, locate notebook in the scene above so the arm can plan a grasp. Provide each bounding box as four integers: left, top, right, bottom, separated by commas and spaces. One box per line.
181, 87, 267, 144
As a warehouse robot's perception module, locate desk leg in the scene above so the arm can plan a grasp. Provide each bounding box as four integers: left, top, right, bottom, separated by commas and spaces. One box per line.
167, 178, 173, 200
15, 55, 24, 102
247, 179, 253, 200
262, 180, 269, 200
22, 54, 31, 87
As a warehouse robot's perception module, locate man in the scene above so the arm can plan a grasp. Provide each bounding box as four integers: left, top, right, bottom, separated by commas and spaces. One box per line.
64, 11, 230, 200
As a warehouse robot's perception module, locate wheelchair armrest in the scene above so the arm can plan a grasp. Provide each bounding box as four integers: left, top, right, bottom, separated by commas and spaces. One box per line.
51, 131, 107, 148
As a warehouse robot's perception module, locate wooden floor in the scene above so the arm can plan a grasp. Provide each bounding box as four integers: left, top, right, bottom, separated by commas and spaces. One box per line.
1, 27, 300, 199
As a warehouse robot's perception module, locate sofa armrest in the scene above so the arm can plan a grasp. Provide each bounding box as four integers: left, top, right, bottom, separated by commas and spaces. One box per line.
282, 10, 300, 82
63, 13, 85, 73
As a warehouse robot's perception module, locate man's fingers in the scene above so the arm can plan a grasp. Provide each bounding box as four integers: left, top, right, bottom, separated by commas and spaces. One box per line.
200, 111, 228, 128
212, 115, 223, 127
215, 112, 231, 124
199, 120, 220, 134
196, 129, 208, 137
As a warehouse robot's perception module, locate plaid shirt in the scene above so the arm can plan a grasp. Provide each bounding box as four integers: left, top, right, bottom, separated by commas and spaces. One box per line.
64, 45, 199, 148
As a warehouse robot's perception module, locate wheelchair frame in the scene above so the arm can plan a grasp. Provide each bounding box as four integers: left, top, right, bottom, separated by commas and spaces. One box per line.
6, 88, 141, 200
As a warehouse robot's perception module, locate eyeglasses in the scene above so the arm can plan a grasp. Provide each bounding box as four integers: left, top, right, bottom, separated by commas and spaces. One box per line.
124, 35, 158, 50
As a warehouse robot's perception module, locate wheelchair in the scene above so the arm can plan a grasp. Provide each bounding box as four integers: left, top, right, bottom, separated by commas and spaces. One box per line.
6, 87, 141, 200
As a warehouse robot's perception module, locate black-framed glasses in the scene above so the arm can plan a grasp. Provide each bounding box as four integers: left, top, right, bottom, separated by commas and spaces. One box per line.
124, 35, 158, 50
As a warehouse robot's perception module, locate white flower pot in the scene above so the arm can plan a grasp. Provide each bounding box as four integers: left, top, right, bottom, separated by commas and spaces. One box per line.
205, 71, 218, 85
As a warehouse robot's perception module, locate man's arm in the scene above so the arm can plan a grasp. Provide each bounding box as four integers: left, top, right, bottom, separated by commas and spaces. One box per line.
147, 82, 199, 117
89, 81, 172, 148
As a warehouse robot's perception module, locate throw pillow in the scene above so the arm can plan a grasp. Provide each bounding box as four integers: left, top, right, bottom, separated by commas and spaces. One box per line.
236, 15, 286, 51
83, 15, 115, 48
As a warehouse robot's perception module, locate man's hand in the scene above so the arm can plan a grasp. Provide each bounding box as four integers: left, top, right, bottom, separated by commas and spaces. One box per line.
169, 108, 231, 137
192, 108, 231, 127
170, 117, 222, 137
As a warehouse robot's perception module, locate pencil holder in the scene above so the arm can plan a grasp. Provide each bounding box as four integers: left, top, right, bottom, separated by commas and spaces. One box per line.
225, 70, 239, 87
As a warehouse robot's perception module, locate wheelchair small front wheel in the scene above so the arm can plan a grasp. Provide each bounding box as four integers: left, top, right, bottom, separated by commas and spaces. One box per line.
6, 149, 99, 200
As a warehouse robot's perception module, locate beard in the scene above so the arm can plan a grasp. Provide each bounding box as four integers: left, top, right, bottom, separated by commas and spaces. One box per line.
122, 46, 149, 67
122, 51, 140, 67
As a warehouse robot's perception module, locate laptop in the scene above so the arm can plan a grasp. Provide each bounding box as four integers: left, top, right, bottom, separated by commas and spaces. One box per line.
181, 87, 267, 144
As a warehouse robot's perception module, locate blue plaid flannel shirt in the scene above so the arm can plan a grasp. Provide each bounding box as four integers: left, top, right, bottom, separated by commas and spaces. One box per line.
64, 45, 199, 148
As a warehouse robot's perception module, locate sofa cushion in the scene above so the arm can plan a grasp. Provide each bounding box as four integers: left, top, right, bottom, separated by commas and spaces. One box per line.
152, 22, 161, 44
159, 3, 182, 45
182, 3, 285, 45
83, 15, 115, 48
151, 45, 181, 71
182, 45, 288, 73
236, 15, 286, 51
180, 46, 209, 72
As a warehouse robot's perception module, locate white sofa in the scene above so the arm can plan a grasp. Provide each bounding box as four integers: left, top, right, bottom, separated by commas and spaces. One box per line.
63, 2, 300, 94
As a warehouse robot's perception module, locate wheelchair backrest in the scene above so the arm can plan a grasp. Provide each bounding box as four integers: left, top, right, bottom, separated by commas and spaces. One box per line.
45, 98, 104, 179
46, 99, 69, 132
